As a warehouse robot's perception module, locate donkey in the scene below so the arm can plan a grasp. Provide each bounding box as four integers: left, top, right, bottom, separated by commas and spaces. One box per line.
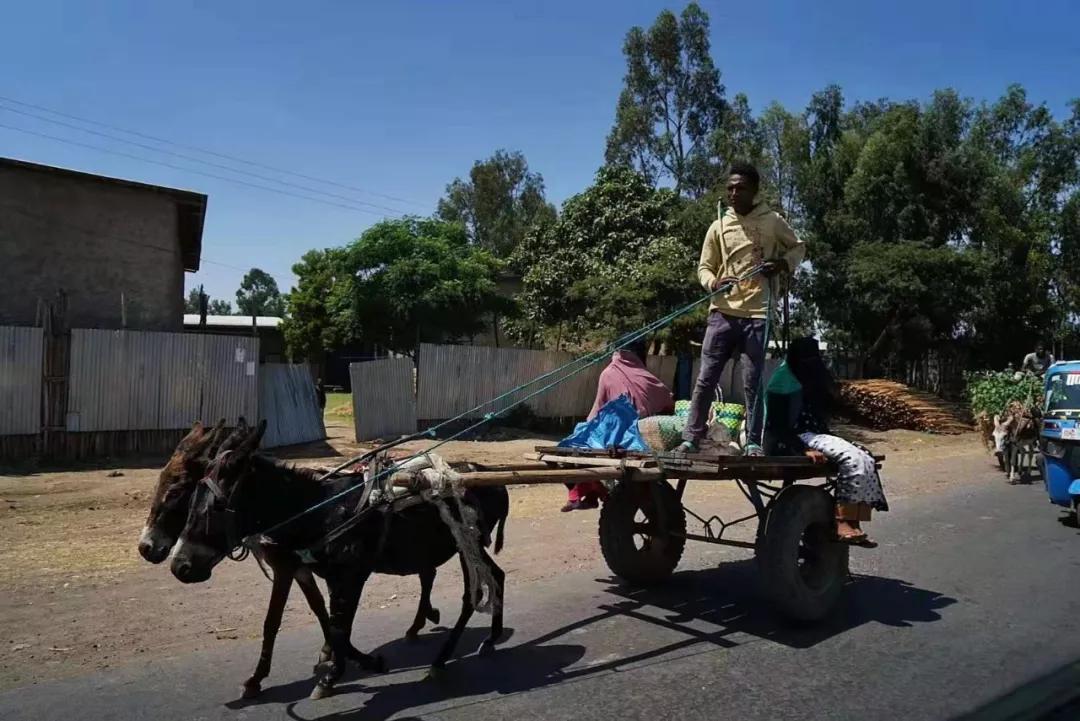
993, 402, 1040, 483
170, 422, 509, 700
137, 419, 440, 698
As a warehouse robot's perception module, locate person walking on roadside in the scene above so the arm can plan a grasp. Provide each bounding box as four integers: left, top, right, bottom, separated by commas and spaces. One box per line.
678, 161, 805, 457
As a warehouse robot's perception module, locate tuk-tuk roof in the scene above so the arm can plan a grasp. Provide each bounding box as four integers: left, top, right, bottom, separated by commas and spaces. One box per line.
1046, 361, 1080, 385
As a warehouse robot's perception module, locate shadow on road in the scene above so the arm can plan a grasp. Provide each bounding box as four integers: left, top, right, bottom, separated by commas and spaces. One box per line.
600, 559, 958, 647
230, 560, 955, 720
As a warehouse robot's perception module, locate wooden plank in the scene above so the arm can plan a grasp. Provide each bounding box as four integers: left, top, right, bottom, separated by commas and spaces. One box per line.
526, 453, 657, 468
392, 466, 662, 489
533, 445, 886, 464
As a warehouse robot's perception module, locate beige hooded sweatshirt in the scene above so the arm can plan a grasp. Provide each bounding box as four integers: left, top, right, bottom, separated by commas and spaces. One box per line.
697, 203, 805, 319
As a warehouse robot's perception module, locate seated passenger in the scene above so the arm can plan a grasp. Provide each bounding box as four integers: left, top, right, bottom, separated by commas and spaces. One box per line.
562, 339, 675, 512
767, 337, 889, 546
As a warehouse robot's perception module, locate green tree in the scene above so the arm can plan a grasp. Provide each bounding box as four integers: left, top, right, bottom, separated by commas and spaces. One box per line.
236, 268, 286, 317
185, 288, 235, 315
604, 3, 725, 196
758, 101, 808, 218
514, 166, 696, 348
280, 248, 353, 360
208, 299, 234, 315
436, 150, 556, 258
343, 218, 511, 359
847, 241, 981, 372
184, 287, 202, 314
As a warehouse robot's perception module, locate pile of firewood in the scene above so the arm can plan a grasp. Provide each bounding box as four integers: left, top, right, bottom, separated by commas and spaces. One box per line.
838, 379, 972, 435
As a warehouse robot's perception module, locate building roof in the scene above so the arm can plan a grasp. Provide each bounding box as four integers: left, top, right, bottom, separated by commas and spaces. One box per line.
184, 314, 282, 329
0, 156, 208, 272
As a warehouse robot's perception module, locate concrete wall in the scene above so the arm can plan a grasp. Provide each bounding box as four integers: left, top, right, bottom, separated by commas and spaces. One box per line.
0, 164, 185, 331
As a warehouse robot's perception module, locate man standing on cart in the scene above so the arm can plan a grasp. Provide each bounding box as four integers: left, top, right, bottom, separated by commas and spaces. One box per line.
679, 162, 805, 456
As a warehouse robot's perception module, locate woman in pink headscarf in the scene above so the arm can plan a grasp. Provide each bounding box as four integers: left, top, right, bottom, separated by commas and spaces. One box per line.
562, 339, 675, 512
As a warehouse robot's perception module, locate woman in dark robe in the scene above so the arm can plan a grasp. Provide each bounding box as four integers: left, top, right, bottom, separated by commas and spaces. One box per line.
766, 337, 888, 546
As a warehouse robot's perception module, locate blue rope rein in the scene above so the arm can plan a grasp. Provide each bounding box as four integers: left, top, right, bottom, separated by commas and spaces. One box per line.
253, 264, 769, 541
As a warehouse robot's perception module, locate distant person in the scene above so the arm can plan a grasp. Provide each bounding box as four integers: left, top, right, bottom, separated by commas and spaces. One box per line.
315, 378, 326, 411
1021, 342, 1055, 376
679, 161, 806, 457
562, 339, 674, 512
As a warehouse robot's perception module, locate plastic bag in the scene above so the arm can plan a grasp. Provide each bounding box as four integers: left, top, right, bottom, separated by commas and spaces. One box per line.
763, 360, 803, 455
558, 395, 648, 452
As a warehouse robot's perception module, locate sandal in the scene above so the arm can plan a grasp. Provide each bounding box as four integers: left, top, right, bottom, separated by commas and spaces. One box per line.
836, 530, 878, 548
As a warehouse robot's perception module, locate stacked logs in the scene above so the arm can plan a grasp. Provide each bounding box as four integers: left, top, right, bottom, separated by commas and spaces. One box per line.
838, 379, 972, 435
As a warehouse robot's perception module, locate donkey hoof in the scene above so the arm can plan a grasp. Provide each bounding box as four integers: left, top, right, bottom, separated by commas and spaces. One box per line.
309, 683, 334, 701
241, 681, 262, 699
478, 640, 496, 658
428, 608, 441, 625
405, 628, 421, 642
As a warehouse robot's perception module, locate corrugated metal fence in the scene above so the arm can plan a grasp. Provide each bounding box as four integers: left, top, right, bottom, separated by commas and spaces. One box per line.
350, 358, 417, 441
0, 326, 43, 435
259, 363, 326, 448
417, 344, 605, 420
345, 345, 763, 442
66, 329, 258, 432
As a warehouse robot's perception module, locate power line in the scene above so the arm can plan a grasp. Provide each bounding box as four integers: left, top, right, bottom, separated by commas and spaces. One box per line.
0, 121, 405, 218
0, 102, 414, 216
0, 94, 428, 210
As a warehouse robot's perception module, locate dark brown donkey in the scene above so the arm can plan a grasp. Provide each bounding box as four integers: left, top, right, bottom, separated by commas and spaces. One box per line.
170, 422, 509, 700
138, 419, 439, 698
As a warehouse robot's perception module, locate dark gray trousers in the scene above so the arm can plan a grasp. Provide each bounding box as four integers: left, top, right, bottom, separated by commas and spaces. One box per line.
683, 311, 766, 445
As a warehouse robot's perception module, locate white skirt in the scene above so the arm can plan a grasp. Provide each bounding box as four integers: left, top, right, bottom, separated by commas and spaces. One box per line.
799, 432, 889, 511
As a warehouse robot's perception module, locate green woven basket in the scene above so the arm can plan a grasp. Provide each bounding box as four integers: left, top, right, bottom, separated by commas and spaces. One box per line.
637, 415, 686, 452
712, 402, 745, 433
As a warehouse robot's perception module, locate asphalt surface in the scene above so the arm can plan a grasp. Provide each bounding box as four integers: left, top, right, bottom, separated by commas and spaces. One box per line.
3, 469, 1080, 721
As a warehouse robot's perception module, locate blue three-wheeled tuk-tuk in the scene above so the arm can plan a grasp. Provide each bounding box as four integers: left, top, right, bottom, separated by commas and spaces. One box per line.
1041, 361, 1080, 524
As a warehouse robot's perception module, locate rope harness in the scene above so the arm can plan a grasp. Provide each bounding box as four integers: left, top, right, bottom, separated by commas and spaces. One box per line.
196, 263, 777, 612
197, 450, 252, 563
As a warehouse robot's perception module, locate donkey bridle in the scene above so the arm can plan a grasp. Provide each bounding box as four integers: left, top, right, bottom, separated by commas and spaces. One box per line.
198, 451, 251, 562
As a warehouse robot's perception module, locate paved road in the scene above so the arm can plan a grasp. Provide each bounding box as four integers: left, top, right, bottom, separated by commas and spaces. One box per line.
3, 469, 1080, 721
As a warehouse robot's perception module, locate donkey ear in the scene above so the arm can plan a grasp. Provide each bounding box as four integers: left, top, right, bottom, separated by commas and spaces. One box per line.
237, 419, 268, 455
201, 419, 228, 455
178, 421, 206, 451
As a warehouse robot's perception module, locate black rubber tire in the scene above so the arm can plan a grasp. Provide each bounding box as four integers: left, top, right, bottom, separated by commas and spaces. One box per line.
756, 485, 849, 623
599, 480, 686, 586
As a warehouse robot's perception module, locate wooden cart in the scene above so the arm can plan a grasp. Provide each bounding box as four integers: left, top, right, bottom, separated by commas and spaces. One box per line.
392, 446, 884, 623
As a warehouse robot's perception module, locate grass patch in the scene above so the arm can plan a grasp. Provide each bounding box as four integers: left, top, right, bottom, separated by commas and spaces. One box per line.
325, 392, 353, 418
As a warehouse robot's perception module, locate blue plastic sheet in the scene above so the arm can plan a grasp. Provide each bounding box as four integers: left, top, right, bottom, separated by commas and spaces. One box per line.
558, 394, 648, 451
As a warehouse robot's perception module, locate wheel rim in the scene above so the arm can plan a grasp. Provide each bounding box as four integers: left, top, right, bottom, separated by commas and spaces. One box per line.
632, 509, 650, 551
795, 520, 834, 591
627, 501, 669, 556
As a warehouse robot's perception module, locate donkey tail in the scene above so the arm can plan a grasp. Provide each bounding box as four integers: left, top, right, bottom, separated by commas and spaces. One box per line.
494, 515, 507, 555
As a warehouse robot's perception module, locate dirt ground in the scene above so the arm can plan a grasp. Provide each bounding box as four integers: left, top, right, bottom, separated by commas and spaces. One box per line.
0, 419, 987, 691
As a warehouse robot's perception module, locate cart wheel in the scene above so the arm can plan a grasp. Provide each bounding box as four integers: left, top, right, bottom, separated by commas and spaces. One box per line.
756, 485, 848, 623
599, 480, 686, 586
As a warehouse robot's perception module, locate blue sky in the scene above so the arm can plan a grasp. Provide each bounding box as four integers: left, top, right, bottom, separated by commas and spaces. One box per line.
3, 0, 1078, 304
